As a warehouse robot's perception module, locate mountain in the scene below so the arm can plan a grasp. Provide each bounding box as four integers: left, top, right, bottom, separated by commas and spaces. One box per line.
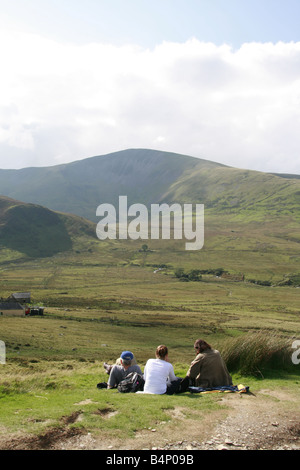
0, 196, 95, 258
0, 149, 299, 268
0, 149, 224, 222
0, 149, 299, 223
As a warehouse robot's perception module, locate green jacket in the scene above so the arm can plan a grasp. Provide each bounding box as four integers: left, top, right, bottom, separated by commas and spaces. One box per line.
187, 349, 232, 388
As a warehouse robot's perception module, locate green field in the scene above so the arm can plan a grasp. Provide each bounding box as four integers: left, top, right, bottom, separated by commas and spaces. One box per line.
0, 209, 299, 448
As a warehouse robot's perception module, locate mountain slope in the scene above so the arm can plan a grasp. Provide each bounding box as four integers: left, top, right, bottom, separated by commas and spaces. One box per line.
0, 149, 224, 221
0, 196, 95, 258
162, 165, 300, 218
0, 149, 299, 224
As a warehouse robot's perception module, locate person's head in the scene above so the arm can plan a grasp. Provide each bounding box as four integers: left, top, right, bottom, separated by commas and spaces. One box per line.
120, 350, 134, 367
155, 344, 168, 360
194, 339, 212, 353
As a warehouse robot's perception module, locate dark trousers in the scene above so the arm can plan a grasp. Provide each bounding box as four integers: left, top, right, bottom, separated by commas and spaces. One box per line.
166, 377, 189, 395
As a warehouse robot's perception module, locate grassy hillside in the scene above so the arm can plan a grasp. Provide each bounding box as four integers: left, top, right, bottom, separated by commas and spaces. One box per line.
0, 149, 219, 222
162, 165, 300, 219
0, 149, 299, 226
0, 147, 298, 284
0, 196, 95, 258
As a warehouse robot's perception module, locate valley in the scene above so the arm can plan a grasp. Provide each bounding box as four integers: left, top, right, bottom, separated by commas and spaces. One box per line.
0, 149, 299, 450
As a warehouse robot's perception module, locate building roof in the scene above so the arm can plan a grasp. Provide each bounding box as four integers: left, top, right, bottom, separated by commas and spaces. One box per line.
10, 292, 31, 301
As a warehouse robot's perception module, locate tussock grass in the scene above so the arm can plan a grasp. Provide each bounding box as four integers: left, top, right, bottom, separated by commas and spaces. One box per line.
220, 330, 294, 376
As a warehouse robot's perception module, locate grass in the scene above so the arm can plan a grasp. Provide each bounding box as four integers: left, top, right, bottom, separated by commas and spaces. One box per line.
1, 356, 298, 441
0, 358, 225, 438
0, 354, 299, 442
1, 297, 299, 442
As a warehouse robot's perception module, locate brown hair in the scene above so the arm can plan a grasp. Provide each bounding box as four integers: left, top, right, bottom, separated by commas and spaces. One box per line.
194, 339, 212, 352
155, 344, 168, 359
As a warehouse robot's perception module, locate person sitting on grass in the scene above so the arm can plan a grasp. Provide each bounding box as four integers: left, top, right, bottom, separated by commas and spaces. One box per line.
143, 344, 182, 395
103, 354, 137, 375
98, 351, 142, 389
179, 338, 233, 392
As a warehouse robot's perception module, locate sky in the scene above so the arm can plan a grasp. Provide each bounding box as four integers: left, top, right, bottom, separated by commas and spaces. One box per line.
0, 0, 300, 174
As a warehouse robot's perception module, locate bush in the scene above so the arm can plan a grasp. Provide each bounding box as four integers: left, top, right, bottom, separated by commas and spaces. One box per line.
247, 279, 272, 286
174, 268, 202, 282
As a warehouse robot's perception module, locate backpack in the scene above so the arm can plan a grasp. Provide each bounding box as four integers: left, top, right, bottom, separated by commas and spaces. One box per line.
117, 372, 145, 393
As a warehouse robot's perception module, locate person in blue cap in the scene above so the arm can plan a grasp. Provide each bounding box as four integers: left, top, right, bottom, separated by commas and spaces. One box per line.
103, 352, 137, 374
105, 351, 142, 389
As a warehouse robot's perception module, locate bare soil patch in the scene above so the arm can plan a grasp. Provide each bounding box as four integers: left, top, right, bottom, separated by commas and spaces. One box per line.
0, 426, 84, 450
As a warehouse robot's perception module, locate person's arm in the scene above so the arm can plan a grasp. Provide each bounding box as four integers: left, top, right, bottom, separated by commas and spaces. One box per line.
107, 366, 117, 389
168, 364, 177, 382
143, 362, 148, 381
186, 354, 203, 380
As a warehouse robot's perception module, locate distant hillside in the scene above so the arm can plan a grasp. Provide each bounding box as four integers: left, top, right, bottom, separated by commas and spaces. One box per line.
0, 149, 299, 223
0, 149, 224, 222
162, 165, 300, 218
270, 173, 300, 180
0, 196, 95, 258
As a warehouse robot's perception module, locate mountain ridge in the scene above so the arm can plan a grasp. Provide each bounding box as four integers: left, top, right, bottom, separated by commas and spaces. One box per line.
0, 149, 299, 260
0, 149, 299, 224
0, 149, 225, 221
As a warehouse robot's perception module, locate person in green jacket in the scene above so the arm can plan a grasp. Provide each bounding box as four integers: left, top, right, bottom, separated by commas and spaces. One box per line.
180, 339, 232, 391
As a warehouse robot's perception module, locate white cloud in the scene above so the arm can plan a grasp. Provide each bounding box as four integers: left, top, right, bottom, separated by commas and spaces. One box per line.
0, 31, 300, 174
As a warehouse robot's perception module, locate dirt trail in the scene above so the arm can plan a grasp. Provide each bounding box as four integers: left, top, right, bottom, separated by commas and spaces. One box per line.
1, 388, 299, 450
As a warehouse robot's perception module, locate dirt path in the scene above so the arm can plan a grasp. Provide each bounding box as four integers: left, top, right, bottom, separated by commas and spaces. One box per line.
1, 388, 299, 450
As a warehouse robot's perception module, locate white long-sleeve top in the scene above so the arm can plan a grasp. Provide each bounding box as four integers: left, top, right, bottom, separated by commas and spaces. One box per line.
143, 358, 177, 394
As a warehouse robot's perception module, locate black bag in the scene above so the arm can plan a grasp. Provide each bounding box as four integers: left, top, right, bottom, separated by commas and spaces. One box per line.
97, 382, 108, 389
117, 372, 145, 393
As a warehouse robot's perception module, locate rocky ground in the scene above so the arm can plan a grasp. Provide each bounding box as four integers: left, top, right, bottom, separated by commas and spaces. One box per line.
161, 390, 300, 451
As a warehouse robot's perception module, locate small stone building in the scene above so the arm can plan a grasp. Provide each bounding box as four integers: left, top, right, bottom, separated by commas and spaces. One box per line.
9, 292, 31, 304
0, 301, 25, 317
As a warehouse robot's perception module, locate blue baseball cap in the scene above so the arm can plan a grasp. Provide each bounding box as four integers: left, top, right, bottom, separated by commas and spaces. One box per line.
121, 351, 134, 361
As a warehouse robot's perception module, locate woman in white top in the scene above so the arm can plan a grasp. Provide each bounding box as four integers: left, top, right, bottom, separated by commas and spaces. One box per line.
143, 345, 181, 394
